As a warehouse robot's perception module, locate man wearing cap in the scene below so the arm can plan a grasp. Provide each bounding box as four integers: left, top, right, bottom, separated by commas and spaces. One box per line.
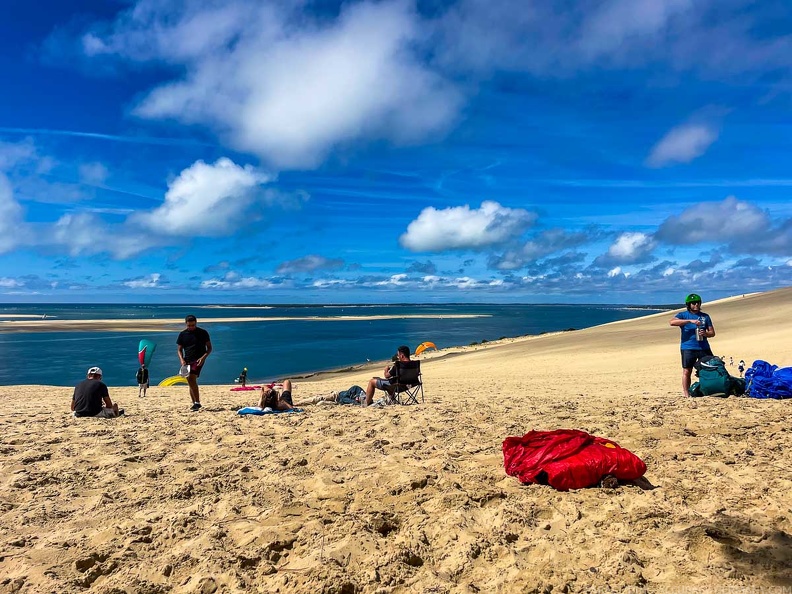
669, 293, 716, 397
363, 345, 411, 406
177, 315, 212, 411
71, 367, 123, 418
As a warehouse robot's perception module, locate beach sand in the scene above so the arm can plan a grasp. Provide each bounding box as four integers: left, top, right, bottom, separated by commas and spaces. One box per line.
1, 289, 791, 593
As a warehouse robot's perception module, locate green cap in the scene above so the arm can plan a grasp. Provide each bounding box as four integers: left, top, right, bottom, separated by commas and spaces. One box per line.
685, 293, 702, 304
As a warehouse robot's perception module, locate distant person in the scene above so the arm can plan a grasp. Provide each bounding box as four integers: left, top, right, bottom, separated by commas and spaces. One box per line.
364, 345, 411, 406
258, 380, 295, 411
729, 356, 734, 367
71, 367, 123, 418
738, 360, 746, 377
237, 367, 248, 387
136, 364, 150, 398
669, 293, 715, 398
177, 315, 212, 411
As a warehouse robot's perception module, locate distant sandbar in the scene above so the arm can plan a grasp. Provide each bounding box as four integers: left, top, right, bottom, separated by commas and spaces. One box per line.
0, 314, 489, 333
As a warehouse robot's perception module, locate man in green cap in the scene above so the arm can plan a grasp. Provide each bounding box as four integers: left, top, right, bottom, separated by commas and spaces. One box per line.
669, 293, 716, 397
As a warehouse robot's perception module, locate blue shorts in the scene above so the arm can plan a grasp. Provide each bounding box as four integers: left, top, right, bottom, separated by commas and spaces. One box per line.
681, 348, 712, 369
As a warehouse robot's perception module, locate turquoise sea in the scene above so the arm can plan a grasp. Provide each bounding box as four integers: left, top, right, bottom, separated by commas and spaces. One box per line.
0, 303, 666, 387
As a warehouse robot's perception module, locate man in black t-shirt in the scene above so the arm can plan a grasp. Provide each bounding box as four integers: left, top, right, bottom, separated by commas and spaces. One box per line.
177, 315, 212, 411
71, 367, 123, 418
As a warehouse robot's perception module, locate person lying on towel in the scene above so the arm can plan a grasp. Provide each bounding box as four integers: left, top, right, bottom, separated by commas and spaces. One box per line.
258, 379, 295, 411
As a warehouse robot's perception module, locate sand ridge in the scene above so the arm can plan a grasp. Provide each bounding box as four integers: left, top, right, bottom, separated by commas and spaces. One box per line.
0, 288, 791, 593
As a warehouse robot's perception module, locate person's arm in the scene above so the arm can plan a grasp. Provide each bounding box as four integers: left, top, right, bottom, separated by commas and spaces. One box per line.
100, 384, 113, 409
705, 317, 716, 338
669, 314, 694, 327
197, 340, 212, 366
177, 343, 186, 366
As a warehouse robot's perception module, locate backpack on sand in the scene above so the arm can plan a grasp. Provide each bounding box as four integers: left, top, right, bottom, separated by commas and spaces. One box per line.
689, 356, 745, 397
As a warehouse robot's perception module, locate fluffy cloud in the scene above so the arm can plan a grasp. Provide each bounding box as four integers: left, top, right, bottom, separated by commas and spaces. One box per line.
593, 232, 657, 266
400, 200, 537, 252
85, 0, 460, 169
276, 255, 344, 275
131, 158, 271, 236
646, 123, 718, 167
655, 196, 770, 245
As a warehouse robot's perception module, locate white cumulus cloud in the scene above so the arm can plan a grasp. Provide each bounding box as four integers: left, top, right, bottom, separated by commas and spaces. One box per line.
88, 0, 461, 169
400, 200, 537, 252
132, 158, 271, 236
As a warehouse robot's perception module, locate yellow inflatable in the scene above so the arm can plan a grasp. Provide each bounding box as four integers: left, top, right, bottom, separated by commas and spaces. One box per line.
415, 341, 438, 356
158, 375, 189, 386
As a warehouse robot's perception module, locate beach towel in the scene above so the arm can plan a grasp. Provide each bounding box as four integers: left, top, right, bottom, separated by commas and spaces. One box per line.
745, 360, 792, 399
237, 407, 304, 415
503, 429, 647, 491
230, 386, 261, 391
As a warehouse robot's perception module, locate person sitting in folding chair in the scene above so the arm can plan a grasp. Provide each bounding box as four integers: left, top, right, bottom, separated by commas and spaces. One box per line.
364, 345, 423, 406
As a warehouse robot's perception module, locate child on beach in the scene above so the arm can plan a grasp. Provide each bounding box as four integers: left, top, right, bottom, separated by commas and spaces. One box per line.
136, 365, 149, 397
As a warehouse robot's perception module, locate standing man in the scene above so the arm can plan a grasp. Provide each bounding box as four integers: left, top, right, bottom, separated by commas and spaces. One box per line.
72, 366, 123, 418
364, 345, 411, 406
177, 315, 212, 411
669, 293, 716, 398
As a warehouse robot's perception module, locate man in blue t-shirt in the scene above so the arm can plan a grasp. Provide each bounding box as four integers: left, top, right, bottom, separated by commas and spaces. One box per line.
669, 293, 716, 397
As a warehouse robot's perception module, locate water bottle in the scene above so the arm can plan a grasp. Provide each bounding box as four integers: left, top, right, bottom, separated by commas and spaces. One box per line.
697, 316, 705, 341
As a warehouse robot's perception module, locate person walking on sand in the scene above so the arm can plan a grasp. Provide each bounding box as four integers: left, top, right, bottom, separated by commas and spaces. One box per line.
71, 367, 124, 418
136, 364, 149, 398
738, 360, 746, 377
177, 315, 212, 411
669, 293, 715, 398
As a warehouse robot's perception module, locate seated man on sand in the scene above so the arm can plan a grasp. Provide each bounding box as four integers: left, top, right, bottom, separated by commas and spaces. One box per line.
364, 345, 411, 406
72, 366, 124, 418
258, 379, 295, 411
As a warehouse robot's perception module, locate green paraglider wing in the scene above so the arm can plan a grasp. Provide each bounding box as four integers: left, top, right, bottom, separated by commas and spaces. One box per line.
138, 339, 157, 367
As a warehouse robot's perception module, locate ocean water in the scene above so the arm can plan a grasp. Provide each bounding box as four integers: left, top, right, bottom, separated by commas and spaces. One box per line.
0, 303, 664, 387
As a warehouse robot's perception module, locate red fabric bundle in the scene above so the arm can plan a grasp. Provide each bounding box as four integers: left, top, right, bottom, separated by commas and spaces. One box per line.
503, 429, 647, 491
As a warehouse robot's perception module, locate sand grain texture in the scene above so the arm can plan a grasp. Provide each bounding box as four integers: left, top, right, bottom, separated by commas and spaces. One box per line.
1, 289, 791, 593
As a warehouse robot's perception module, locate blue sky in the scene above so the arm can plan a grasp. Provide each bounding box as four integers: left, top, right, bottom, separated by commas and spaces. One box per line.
1, 0, 792, 304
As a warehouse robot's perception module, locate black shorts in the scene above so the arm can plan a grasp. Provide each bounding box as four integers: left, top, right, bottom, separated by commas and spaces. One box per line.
681, 348, 712, 369
281, 390, 293, 406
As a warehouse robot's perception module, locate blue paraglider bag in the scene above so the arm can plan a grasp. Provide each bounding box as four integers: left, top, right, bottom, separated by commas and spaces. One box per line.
745, 360, 792, 399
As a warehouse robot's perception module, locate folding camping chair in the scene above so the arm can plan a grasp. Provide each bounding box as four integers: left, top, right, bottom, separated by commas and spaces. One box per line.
391, 360, 424, 405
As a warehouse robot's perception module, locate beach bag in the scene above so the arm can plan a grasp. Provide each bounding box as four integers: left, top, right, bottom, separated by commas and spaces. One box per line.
690, 356, 742, 397
502, 429, 647, 491
745, 360, 792, 399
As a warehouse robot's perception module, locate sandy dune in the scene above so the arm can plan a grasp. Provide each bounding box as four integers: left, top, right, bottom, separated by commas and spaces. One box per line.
1, 289, 791, 593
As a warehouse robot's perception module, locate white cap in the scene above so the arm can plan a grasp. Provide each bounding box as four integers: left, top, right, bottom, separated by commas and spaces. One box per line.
87, 366, 103, 376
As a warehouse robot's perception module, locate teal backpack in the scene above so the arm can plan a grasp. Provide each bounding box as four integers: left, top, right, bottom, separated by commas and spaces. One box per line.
689, 356, 745, 397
